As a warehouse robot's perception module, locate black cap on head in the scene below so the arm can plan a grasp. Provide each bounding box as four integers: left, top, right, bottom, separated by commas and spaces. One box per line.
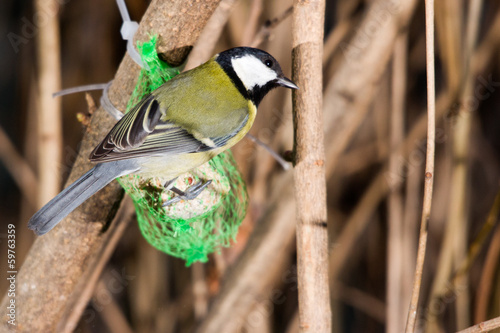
216, 47, 298, 106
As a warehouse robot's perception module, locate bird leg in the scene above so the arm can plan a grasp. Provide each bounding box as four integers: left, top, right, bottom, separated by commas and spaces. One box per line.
163, 179, 212, 206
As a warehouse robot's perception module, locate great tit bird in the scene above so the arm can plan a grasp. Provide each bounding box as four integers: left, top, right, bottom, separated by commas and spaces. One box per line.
28, 47, 298, 236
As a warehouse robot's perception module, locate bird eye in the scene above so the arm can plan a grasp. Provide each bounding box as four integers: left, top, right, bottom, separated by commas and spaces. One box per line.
265, 59, 273, 67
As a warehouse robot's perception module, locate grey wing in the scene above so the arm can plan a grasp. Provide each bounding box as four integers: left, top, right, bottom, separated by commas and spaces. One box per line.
89, 94, 237, 163
90, 94, 161, 160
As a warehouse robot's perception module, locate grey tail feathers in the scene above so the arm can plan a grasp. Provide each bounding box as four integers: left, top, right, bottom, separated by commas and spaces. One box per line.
28, 163, 131, 236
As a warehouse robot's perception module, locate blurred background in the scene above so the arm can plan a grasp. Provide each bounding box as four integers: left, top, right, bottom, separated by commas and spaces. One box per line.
1, 0, 500, 332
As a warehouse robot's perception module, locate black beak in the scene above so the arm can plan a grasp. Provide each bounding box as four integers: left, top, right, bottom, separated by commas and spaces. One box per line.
277, 76, 299, 90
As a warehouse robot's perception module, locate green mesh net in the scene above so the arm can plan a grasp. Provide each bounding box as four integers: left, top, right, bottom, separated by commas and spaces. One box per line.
117, 36, 248, 265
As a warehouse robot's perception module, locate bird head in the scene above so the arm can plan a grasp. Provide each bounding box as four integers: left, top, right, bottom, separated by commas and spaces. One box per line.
216, 47, 298, 106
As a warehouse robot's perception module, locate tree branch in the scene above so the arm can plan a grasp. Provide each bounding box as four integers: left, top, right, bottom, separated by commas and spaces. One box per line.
405, 0, 436, 331
291, 0, 331, 331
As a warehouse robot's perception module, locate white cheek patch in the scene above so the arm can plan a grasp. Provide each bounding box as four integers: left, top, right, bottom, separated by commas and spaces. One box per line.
231, 55, 278, 90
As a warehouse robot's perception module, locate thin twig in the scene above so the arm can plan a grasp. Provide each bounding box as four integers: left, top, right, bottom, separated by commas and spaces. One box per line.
427, 0, 483, 329
387, 32, 407, 333
437, 188, 500, 301
435, 0, 463, 93
192, 262, 208, 320
475, 189, 500, 322
334, 140, 388, 176
332, 282, 386, 323
405, 0, 436, 331
292, 0, 331, 331
59, 198, 135, 332
322, 16, 355, 66
401, 151, 421, 322
456, 316, 500, 333
250, 6, 293, 48
0, 125, 38, 207
246, 134, 291, 170
35, 0, 62, 207
184, 0, 239, 70
241, 0, 263, 46
92, 279, 135, 333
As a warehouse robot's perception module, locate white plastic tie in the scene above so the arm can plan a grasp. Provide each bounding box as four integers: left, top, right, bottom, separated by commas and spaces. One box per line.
52, 83, 109, 98
100, 81, 125, 120
116, 0, 148, 69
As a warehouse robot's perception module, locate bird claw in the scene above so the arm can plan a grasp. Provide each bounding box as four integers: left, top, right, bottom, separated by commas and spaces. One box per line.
163, 180, 212, 206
